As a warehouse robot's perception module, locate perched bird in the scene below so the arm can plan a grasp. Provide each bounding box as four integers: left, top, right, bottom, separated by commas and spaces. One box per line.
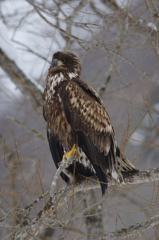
43, 51, 138, 195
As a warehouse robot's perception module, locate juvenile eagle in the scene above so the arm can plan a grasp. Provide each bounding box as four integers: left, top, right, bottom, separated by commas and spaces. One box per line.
43, 51, 138, 195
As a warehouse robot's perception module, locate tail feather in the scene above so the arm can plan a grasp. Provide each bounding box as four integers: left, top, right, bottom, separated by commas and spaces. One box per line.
116, 146, 139, 172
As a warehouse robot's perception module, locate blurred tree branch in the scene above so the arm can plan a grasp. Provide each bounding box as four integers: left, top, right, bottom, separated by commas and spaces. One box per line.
0, 47, 43, 112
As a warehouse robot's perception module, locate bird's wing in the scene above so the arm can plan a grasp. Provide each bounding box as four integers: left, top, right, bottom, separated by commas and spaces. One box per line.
59, 79, 116, 156
47, 129, 70, 182
59, 80, 118, 194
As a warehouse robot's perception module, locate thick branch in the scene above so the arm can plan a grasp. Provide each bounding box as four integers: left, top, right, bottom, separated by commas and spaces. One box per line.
100, 214, 159, 239
11, 167, 159, 239
0, 48, 43, 112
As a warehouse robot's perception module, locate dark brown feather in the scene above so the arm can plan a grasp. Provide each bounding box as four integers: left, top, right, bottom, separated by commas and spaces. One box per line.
60, 80, 113, 149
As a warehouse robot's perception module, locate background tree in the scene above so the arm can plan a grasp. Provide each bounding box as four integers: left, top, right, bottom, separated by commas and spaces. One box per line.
0, 0, 159, 239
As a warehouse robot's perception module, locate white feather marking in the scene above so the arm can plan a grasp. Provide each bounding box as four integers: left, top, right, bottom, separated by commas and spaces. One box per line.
78, 147, 96, 174
46, 73, 66, 98
57, 94, 62, 103
68, 72, 78, 79
111, 170, 119, 180
107, 124, 112, 132
105, 145, 110, 154
71, 97, 77, 104
100, 127, 103, 133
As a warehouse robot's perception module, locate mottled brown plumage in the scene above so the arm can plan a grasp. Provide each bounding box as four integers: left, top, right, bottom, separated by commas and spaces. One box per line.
43, 51, 138, 195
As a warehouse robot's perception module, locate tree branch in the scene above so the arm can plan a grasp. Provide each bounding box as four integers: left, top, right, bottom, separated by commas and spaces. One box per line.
7, 166, 159, 239
0, 47, 43, 112
100, 214, 159, 239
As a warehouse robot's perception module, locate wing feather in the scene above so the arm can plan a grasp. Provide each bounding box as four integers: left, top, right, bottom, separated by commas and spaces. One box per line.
47, 129, 69, 182
60, 80, 114, 152
59, 80, 117, 194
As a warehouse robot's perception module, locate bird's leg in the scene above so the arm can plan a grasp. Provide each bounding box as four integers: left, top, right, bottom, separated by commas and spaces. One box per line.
62, 144, 80, 162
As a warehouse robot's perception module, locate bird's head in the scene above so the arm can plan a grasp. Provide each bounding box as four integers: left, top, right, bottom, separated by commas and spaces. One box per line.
50, 51, 81, 78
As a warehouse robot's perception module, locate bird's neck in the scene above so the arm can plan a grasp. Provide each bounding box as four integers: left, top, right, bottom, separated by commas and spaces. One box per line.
44, 73, 64, 98
46, 70, 79, 94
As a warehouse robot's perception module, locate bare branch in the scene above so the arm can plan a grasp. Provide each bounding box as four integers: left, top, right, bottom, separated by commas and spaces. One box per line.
100, 214, 159, 239
6, 116, 45, 140
0, 47, 43, 112
49, 153, 77, 197
7, 166, 159, 239
12, 39, 50, 63
25, 0, 89, 46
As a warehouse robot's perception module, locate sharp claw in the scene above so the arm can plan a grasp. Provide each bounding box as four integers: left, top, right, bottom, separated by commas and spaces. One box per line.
62, 144, 80, 162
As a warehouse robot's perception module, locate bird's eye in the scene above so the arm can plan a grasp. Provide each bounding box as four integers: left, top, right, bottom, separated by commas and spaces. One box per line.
52, 59, 58, 67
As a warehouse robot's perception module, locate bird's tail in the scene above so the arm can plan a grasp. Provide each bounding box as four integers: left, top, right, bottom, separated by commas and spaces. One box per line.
116, 146, 139, 173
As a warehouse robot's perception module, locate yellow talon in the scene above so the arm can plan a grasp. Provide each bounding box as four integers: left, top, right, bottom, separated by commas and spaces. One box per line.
62, 144, 80, 162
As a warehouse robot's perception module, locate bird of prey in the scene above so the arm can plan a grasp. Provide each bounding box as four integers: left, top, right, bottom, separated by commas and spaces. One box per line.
43, 51, 138, 195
